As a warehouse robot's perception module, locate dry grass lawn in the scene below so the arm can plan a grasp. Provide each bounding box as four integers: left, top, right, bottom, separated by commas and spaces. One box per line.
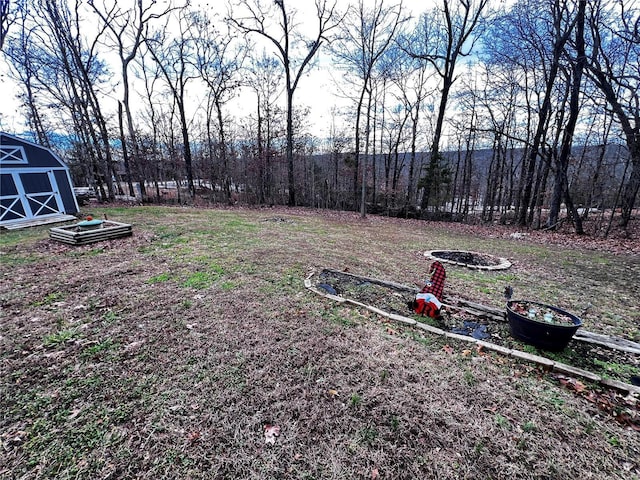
1, 206, 639, 479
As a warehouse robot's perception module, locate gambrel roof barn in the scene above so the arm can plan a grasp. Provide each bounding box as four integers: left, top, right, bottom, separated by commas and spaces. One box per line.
1, 132, 79, 229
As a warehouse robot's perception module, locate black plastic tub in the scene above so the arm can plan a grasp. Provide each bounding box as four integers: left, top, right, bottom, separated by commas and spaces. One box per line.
506, 300, 583, 352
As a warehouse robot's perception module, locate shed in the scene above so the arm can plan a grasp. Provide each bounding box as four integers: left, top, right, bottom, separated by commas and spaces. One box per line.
1, 132, 79, 229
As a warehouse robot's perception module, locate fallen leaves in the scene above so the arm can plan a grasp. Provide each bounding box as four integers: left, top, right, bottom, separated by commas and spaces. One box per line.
123, 340, 145, 354
1, 429, 28, 448
554, 374, 640, 430
443, 344, 454, 355
462, 345, 487, 358
558, 376, 586, 393
264, 424, 280, 445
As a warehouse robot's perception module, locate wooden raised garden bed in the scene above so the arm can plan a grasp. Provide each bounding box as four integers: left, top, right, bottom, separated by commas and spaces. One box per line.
49, 220, 133, 245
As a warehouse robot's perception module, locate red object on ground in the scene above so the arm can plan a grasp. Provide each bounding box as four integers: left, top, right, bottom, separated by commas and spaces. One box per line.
421, 261, 446, 301
412, 292, 442, 318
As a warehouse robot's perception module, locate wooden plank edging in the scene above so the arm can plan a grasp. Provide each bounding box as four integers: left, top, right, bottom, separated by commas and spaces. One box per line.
305, 269, 640, 396
313, 269, 640, 355
49, 221, 133, 245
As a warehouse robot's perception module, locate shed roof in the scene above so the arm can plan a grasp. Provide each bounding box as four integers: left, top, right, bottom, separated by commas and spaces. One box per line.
1, 132, 68, 169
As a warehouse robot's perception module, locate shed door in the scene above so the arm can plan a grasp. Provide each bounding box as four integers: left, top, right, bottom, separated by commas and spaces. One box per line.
0, 171, 63, 223
0, 173, 26, 222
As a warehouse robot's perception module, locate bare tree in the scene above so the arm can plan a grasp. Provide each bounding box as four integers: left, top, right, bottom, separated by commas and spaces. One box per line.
402, 0, 490, 213
6, 0, 117, 199
0, 0, 22, 51
450, 70, 487, 221
583, 0, 640, 229
546, 0, 586, 233
517, 0, 577, 228
88, 0, 175, 199
483, 0, 578, 227
380, 92, 411, 210
136, 49, 165, 200
145, 8, 199, 199
191, 11, 247, 203
393, 51, 432, 211
228, 0, 340, 206
331, 0, 406, 216
246, 51, 284, 204
3, 7, 49, 142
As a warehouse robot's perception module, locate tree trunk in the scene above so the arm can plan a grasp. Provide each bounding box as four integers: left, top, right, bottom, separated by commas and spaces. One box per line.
360, 86, 373, 218
118, 102, 135, 197
286, 86, 296, 206
547, 0, 585, 234
178, 99, 195, 199
122, 65, 146, 199
353, 85, 367, 212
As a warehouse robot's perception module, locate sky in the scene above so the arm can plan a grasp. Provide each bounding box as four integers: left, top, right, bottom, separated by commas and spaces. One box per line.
0, 0, 491, 140
197, 0, 428, 138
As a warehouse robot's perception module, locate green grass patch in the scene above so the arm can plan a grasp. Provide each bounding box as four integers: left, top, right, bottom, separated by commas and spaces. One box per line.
147, 272, 173, 284
0, 228, 44, 247
463, 369, 477, 386
81, 339, 118, 360
220, 280, 237, 290
448, 270, 512, 298
23, 410, 120, 477
412, 314, 441, 328
43, 328, 80, 348
494, 413, 512, 429
410, 331, 433, 347
102, 310, 120, 324
593, 358, 640, 379
356, 426, 378, 446
31, 291, 65, 307
323, 306, 361, 327
541, 389, 567, 410
153, 226, 189, 247
182, 266, 224, 289
0, 251, 43, 266
222, 218, 258, 231
259, 265, 306, 294
542, 347, 583, 365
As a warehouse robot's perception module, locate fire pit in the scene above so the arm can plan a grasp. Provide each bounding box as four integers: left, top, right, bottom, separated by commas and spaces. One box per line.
425, 250, 511, 270
506, 300, 583, 351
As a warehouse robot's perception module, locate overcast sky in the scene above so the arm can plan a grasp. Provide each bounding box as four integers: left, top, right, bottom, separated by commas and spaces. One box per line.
0, 0, 487, 140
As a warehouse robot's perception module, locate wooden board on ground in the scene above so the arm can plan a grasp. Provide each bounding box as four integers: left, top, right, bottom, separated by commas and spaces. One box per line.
1, 214, 78, 230
49, 220, 133, 245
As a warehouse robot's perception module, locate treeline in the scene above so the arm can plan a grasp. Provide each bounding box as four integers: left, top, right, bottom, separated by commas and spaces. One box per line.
1, 0, 638, 236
